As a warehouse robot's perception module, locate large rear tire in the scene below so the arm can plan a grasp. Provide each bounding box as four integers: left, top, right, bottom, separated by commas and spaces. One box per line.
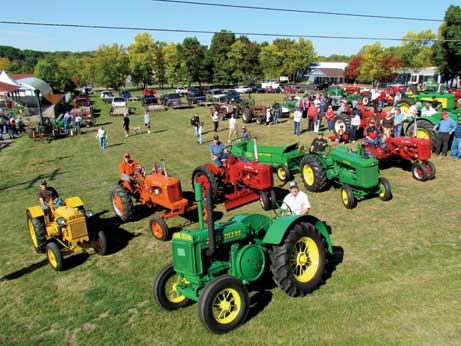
333, 114, 351, 135
300, 155, 327, 192
405, 120, 438, 152
191, 166, 219, 201
110, 184, 134, 222
270, 222, 327, 297
153, 264, 191, 310
242, 108, 253, 123
26, 211, 47, 253
198, 275, 249, 334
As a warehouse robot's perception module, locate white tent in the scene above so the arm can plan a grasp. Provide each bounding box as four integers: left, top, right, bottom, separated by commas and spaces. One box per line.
0, 70, 21, 87
16, 77, 53, 96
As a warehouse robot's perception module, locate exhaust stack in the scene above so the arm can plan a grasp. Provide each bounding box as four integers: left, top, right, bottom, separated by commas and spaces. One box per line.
204, 187, 215, 257
162, 159, 168, 177
253, 137, 259, 162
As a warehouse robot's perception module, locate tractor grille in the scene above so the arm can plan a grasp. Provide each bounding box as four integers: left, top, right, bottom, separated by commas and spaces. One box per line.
68, 219, 88, 239
167, 184, 182, 202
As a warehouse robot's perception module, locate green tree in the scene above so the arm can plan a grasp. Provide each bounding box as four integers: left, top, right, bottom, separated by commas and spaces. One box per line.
436, 5, 461, 81
154, 41, 166, 88
210, 31, 236, 85
357, 43, 385, 83
163, 43, 182, 87
227, 37, 261, 84
93, 44, 129, 89
179, 37, 207, 86
128, 33, 156, 88
259, 44, 282, 81
35, 54, 77, 92
0, 57, 11, 71
397, 30, 436, 71
283, 38, 317, 82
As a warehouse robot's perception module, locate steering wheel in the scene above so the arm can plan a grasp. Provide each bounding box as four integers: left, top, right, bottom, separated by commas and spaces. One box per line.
273, 201, 293, 217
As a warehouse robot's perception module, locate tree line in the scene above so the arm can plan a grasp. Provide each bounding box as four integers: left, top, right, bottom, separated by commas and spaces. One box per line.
0, 5, 459, 92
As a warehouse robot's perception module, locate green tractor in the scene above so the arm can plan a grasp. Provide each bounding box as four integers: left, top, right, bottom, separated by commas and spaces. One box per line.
300, 146, 393, 209
153, 184, 340, 334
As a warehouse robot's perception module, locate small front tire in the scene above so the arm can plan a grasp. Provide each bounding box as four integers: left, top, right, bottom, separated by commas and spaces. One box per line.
340, 185, 356, 209
411, 162, 428, 181
149, 216, 171, 241
153, 264, 191, 310
93, 230, 108, 255
46, 242, 63, 271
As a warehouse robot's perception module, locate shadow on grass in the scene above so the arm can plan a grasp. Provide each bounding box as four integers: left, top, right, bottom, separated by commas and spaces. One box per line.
106, 143, 123, 148
0, 258, 49, 282
152, 129, 167, 134
246, 290, 273, 324
0, 168, 64, 192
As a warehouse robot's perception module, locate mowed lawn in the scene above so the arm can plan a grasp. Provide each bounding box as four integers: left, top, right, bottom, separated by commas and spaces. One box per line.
1, 92, 460, 346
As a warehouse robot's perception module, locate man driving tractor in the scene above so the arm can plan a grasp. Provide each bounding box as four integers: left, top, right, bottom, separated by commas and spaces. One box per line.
37, 179, 63, 212
119, 153, 143, 184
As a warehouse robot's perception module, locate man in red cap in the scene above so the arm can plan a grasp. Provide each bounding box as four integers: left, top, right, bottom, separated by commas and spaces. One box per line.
433, 112, 457, 158
364, 118, 384, 148
119, 153, 143, 184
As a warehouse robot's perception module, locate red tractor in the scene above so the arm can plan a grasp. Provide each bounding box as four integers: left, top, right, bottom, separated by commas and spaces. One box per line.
361, 137, 435, 181
333, 104, 386, 136
110, 160, 203, 241
192, 140, 276, 211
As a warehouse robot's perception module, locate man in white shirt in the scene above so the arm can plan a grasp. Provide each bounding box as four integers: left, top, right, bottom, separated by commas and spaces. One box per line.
293, 110, 302, 135
421, 102, 437, 117
282, 181, 311, 215
228, 114, 238, 143
408, 102, 421, 120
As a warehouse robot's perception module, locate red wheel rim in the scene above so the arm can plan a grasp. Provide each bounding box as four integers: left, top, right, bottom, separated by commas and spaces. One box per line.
424, 165, 432, 176
415, 167, 424, 179
194, 173, 210, 198
151, 221, 164, 239
113, 195, 124, 215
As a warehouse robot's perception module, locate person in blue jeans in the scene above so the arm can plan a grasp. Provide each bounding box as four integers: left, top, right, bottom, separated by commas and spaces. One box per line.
393, 108, 405, 138
209, 135, 227, 167
37, 180, 63, 212
433, 112, 457, 157
450, 118, 461, 160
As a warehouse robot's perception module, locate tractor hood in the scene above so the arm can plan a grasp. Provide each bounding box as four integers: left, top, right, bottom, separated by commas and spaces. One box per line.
330, 146, 378, 168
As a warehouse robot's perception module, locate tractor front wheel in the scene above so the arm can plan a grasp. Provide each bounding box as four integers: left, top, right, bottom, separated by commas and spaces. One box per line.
275, 164, 291, 184
93, 230, 108, 255
198, 275, 250, 334
270, 222, 327, 297
340, 185, 356, 209
269, 188, 277, 209
27, 211, 47, 253
300, 155, 327, 192
424, 161, 436, 180
259, 191, 271, 211
149, 215, 171, 241
46, 242, 63, 271
110, 184, 134, 222
378, 177, 393, 201
411, 162, 428, 181
153, 264, 191, 310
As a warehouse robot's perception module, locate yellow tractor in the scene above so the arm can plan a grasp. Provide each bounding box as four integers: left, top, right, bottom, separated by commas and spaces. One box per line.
26, 196, 108, 271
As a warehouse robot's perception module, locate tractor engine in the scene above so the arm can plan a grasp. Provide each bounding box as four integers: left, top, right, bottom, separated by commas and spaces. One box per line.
144, 174, 184, 204
51, 205, 89, 243
228, 161, 273, 191
387, 137, 431, 162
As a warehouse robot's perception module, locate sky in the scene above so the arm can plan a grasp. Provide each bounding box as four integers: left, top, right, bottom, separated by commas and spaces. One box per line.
0, 0, 456, 56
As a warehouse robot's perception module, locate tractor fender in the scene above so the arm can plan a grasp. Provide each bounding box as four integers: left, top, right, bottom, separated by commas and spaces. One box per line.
262, 215, 333, 254
27, 205, 45, 219
64, 196, 84, 209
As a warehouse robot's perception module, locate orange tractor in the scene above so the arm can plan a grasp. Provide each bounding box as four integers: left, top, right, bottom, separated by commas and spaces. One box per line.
110, 160, 204, 241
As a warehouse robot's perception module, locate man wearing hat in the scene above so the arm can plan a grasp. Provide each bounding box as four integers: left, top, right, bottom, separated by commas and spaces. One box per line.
310, 131, 328, 153
450, 118, 461, 160
281, 181, 311, 215
119, 153, 142, 184
37, 179, 62, 211
240, 126, 251, 142
209, 135, 227, 167
433, 112, 457, 158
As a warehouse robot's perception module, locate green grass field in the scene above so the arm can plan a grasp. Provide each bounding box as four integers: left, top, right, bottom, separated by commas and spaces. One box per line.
1, 93, 460, 346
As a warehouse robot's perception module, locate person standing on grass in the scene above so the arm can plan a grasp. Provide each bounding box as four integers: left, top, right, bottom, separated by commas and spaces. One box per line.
433, 111, 456, 158
75, 114, 82, 135
191, 113, 200, 136
393, 108, 405, 138
450, 118, 461, 160
265, 106, 272, 126
197, 122, 204, 144
350, 110, 361, 143
293, 109, 302, 136
211, 109, 219, 133
241, 126, 251, 142
308, 104, 318, 132
144, 110, 151, 134
96, 126, 107, 150
228, 114, 238, 143
123, 113, 130, 137
325, 105, 335, 132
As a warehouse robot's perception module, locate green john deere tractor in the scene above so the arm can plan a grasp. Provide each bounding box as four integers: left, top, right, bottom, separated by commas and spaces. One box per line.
153, 184, 340, 334
300, 146, 392, 209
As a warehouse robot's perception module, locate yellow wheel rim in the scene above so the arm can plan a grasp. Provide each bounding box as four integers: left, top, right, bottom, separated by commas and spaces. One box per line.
379, 183, 386, 198
416, 128, 430, 139
303, 165, 314, 186
212, 288, 241, 324
290, 236, 320, 283
341, 189, 349, 205
277, 167, 287, 181
28, 219, 38, 248
165, 275, 187, 304
47, 248, 58, 269
400, 103, 410, 118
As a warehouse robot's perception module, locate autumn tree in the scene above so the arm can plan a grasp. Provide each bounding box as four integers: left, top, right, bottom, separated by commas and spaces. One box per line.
128, 33, 156, 88
93, 44, 130, 89
259, 44, 282, 81
345, 56, 363, 81
0, 57, 11, 71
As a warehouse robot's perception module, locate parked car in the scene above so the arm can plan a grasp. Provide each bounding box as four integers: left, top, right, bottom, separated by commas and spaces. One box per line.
141, 95, 159, 106
161, 93, 182, 107
175, 87, 189, 95
112, 97, 127, 107
100, 91, 114, 103
226, 89, 241, 103
143, 88, 157, 96
248, 83, 264, 93
234, 85, 252, 93
187, 87, 206, 104
120, 90, 132, 101
208, 89, 227, 102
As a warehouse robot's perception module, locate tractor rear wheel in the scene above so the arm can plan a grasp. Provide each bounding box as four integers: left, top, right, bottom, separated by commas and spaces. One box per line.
411, 162, 428, 181
424, 161, 436, 180
153, 264, 191, 310
378, 177, 393, 201
300, 155, 327, 192
26, 211, 47, 253
198, 275, 249, 334
149, 215, 171, 241
242, 108, 252, 123
46, 242, 63, 271
93, 230, 108, 255
340, 185, 356, 209
405, 120, 439, 152
275, 164, 291, 184
110, 184, 134, 222
269, 188, 278, 209
259, 191, 271, 211
398, 99, 414, 119
270, 222, 327, 297
191, 166, 219, 201
333, 114, 351, 135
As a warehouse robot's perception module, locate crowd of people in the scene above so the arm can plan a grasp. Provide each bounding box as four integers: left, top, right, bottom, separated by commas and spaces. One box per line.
0, 112, 26, 140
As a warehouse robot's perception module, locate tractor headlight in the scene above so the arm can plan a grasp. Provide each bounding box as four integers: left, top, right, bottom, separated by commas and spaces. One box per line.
56, 217, 66, 226
85, 210, 94, 218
